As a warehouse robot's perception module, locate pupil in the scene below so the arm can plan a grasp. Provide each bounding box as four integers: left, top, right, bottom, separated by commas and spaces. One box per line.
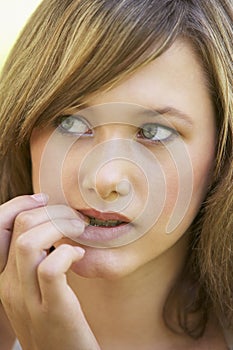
61, 117, 74, 130
142, 125, 157, 139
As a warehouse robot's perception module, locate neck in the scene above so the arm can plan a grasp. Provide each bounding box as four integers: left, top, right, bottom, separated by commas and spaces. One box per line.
68, 236, 188, 349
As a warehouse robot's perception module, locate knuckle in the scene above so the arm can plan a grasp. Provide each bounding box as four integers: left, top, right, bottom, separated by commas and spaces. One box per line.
38, 263, 58, 282
15, 235, 34, 255
14, 211, 35, 231
58, 243, 75, 254
57, 204, 77, 217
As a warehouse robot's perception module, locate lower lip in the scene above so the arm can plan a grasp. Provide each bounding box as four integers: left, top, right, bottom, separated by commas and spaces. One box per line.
77, 223, 132, 244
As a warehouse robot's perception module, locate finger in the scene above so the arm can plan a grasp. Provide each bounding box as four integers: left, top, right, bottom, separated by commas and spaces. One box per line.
12, 204, 87, 240
38, 244, 85, 308
37, 245, 101, 350
0, 193, 48, 272
15, 218, 85, 305
0, 194, 48, 229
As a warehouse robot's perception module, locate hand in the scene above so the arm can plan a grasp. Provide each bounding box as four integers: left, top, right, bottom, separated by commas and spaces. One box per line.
0, 194, 101, 350
0, 301, 16, 350
0, 194, 49, 350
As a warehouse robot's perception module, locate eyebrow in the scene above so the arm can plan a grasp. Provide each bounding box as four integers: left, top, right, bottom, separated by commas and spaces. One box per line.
75, 103, 193, 127
138, 106, 193, 127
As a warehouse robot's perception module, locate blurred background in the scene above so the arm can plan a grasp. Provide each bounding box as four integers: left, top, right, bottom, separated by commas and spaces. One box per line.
0, 0, 42, 71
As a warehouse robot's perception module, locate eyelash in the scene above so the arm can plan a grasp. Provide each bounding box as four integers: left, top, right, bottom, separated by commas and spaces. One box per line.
54, 115, 93, 137
53, 115, 178, 144
136, 123, 177, 144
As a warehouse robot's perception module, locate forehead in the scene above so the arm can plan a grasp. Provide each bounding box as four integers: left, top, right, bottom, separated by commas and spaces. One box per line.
87, 39, 214, 124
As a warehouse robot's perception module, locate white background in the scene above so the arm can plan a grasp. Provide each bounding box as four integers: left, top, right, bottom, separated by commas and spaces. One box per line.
0, 0, 42, 70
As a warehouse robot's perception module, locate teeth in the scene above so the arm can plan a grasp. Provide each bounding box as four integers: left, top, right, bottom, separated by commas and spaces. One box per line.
89, 217, 123, 227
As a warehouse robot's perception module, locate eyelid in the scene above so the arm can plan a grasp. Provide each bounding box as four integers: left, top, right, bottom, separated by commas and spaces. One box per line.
140, 122, 178, 135
56, 114, 94, 135
59, 114, 91, 126
136, 122, 178, 143
138, 112, 189, 136
72, 115, 93, 130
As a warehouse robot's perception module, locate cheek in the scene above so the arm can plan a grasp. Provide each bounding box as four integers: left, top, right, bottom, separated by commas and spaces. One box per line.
30, 128, 59, 195
163, 175, 179, 217
61, 148, 86, 201
191, 151, 214, 202
30, 137, 46, 193
161, 143, 215, 233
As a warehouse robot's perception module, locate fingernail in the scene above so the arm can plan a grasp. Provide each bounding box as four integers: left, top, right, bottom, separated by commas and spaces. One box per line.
73, 247, 85, 256
70, 219, 85, 229
31, 193, 49, 204
76, 211, 90, 225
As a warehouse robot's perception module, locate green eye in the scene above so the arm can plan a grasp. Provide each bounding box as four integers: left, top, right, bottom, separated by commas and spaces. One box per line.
60, 116, 76, 130
139, 123, 176, 142
57, 115, 93, 136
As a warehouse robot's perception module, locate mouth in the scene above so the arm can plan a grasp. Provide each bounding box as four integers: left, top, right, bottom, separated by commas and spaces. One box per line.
88, 217, 126, 227
69, 208, 135, 247
78, 208, 131, 228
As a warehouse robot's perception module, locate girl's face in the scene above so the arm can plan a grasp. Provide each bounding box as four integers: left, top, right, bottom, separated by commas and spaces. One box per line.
30, 40, 216, 279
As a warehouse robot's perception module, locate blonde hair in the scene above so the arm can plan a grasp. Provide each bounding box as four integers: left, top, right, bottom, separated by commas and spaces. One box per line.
0, 0, 232, 338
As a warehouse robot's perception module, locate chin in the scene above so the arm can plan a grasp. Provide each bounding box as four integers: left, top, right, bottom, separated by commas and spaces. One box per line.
70, 245, 141, 280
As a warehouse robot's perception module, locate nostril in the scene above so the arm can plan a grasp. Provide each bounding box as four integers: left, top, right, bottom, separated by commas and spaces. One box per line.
99, 190, 119, 202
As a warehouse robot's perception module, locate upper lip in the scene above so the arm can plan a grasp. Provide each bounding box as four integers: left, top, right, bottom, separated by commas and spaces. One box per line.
77, 208, 131, 222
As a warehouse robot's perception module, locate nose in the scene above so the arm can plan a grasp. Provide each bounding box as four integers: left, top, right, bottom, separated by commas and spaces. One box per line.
78, 123, 150, 214
86, 159, 132, 201
79, 126, 143, 207
82, 150, 138, 206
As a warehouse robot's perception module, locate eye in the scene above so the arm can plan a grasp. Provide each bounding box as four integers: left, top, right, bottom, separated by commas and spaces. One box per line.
137, 123, 177, 143
56, 115, 93, 136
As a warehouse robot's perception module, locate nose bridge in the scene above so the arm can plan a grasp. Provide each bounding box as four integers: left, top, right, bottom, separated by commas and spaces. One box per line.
96, 123, 132, 143
94, 124, 136, 178
98, 125, 131, 158
81, 136, 141, 201
97, 157, 132, 185
95, 139, 136, 199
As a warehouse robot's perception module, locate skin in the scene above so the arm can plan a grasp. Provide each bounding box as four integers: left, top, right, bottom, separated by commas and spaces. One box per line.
31, 39, 216, 280
0, 40, 228, 349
